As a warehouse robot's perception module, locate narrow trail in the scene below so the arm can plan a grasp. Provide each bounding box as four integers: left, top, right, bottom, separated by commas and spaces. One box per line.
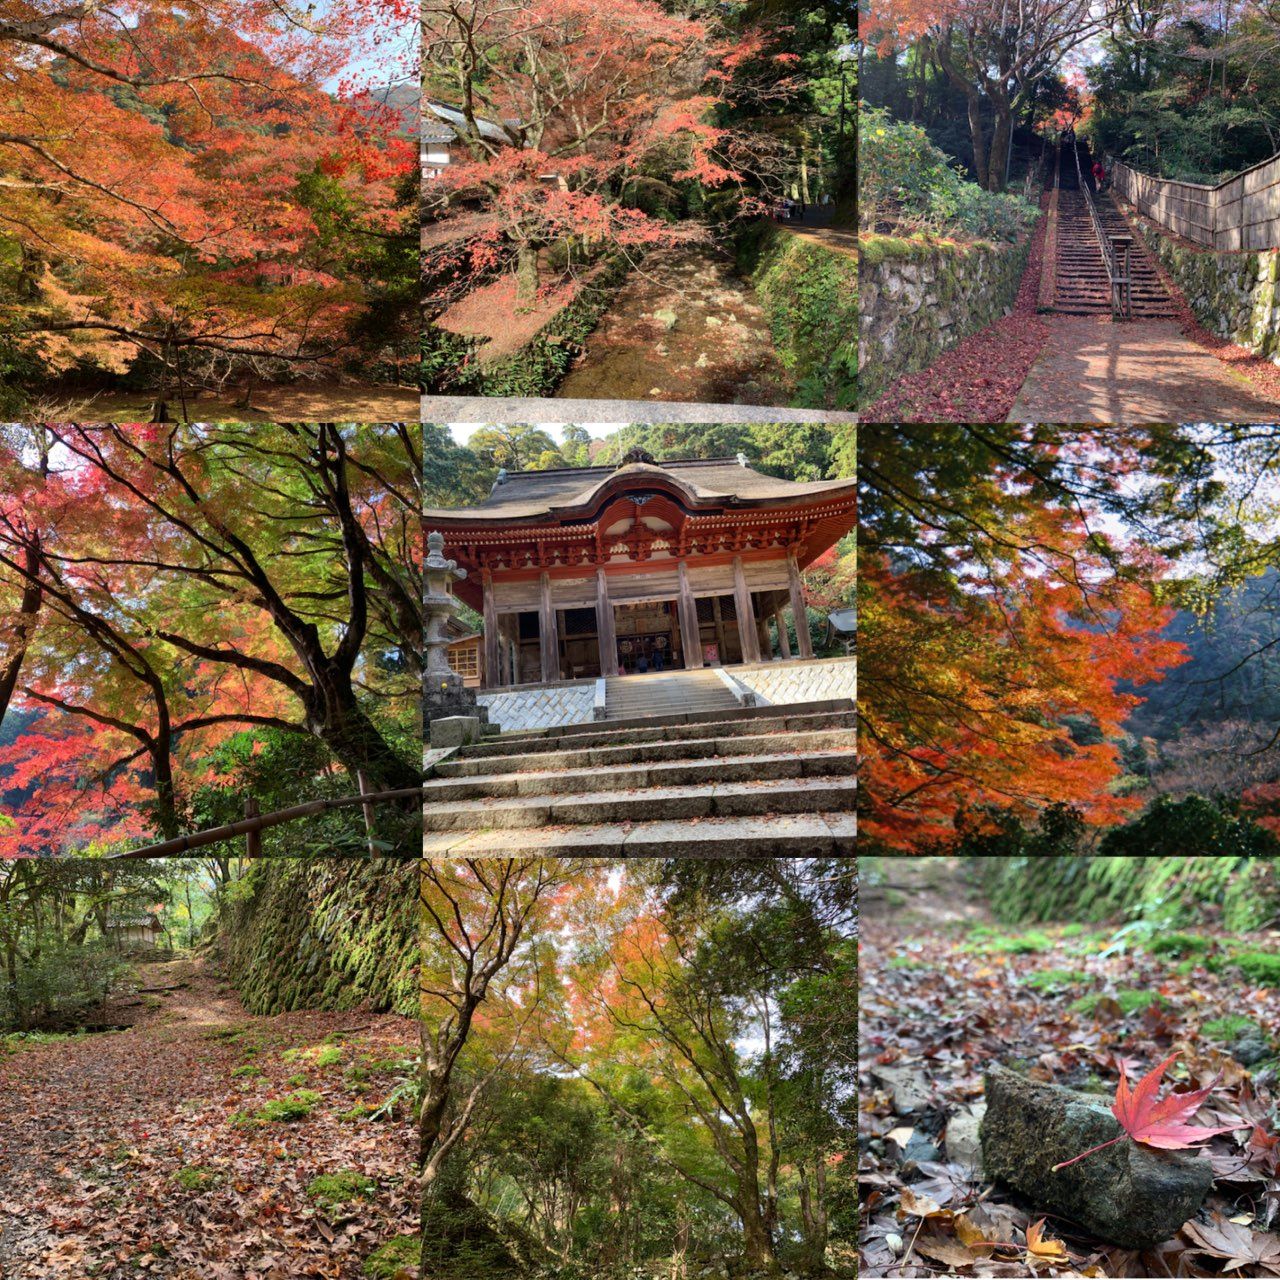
555, 244, 792, 405
0, 956, 417, 1280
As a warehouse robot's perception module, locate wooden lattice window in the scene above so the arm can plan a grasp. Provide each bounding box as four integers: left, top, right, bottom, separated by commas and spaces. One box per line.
451, 643, 479, 681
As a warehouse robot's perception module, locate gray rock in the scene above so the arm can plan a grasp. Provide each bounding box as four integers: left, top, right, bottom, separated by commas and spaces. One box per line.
945, 1103, 987, 1171
980, 1064, 1212, 1249
1231, 1034, 1272, 1067
429, 715, 481, 748
902, 1134, 941, 1165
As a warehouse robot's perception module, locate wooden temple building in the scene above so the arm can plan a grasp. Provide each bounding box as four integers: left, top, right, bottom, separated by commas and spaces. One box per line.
426, 451, 857, 688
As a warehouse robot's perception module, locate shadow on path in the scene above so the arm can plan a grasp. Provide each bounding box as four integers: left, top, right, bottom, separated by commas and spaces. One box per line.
1008, 317, 1279, 421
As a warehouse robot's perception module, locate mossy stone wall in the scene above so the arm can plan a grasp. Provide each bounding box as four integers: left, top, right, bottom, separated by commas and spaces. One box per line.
739, 222, 857, 410
858, 232, 1032, 407
219, 858, 417, 1017
1136, 221, 1280, 362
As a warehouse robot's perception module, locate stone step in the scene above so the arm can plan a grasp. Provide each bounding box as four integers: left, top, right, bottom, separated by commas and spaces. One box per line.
433, 725, 856, 778
488, 698, 855, 743
423, 812, 856, 855
457, 707, 856, 760
423, 775, 857, 832
422, 748, 855, 802
476, 700, 854, 750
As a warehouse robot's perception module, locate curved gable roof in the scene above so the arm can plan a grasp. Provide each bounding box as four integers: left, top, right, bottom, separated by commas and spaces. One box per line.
426, 457, 856, 524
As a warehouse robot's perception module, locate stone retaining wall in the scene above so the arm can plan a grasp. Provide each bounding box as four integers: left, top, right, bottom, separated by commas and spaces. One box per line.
859, 233, 1032, 406
731, 657, 857, 707
1134, 217, 1280, 363
477, 680, 598, 732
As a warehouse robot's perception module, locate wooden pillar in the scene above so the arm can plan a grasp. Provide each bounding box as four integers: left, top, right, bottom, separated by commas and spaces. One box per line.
732, 556, 762, 664
756, 605, 772, 661
788, 551, 814, 659
774, 602, 792, 659
595, 568, 617, 677
677, 561, 703, 670
482, 569, 500, 687
712, 597, 727, 663
497, 615, 513, 686
539, 572, 560, 682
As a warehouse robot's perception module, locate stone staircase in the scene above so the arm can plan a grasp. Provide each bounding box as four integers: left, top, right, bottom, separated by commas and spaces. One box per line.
604, 669, 740, 720
1053, 144, 1176, 318
422, 699, 856, 855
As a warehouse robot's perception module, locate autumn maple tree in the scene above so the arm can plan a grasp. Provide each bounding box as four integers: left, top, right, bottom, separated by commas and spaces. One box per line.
858, 426, 1200, 852
0, 0, 416, 412
0, 425, 420, 855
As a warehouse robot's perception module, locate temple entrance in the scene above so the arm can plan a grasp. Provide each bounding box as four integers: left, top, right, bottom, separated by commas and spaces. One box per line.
612, 600, 683, 676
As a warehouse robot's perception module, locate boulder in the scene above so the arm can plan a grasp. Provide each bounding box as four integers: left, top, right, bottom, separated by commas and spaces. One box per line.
980, 1064, 1213, 1249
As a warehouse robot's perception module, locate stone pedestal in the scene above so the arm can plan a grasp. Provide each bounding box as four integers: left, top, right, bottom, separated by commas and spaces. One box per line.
425, 531, 490, 733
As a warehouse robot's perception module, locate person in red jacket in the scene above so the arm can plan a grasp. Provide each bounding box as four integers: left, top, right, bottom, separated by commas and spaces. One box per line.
1092, 159, 1106, 191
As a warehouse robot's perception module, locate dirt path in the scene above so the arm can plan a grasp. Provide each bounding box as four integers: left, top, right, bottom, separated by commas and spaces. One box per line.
0, 956, 417, 1279
555, 244, 793, 405
1007, 316, 1279, 421
779, 223, 857, 258
38, 384, 420, 424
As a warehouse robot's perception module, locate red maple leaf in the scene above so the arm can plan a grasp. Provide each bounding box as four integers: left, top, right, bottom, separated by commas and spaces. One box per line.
1052, 1054, 1239, 1171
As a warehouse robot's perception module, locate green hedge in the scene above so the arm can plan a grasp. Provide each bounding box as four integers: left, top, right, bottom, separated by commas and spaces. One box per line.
738, 221, 857, 411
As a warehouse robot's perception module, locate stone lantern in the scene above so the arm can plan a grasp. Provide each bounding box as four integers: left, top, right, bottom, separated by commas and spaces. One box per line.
424, 530, 489, 737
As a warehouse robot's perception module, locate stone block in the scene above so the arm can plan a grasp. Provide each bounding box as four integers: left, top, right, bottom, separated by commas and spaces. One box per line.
429, 716, 482, 749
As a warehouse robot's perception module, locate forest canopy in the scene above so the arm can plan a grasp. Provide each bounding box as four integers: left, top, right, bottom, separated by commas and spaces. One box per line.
418, 857, 857, 1280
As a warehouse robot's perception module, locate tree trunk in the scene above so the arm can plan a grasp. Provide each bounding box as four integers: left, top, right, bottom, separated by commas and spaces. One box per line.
516, 244, 539, 304
306, 667, 417, 792
987, 91, 1013, 192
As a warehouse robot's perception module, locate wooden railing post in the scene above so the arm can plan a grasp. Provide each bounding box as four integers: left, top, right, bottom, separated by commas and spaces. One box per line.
245, 796, 261, 856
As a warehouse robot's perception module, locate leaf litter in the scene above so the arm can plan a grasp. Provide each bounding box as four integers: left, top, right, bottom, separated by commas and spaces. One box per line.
860, 862, 1280, 1278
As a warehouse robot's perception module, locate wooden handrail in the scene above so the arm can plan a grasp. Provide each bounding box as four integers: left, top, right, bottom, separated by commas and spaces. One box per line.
109, 787, 425, 858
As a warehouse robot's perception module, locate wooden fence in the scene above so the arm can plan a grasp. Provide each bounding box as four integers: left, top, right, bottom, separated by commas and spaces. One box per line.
1112, 153, 1280, 251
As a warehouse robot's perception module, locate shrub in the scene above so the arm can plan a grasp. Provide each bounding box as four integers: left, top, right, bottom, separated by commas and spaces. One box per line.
860, 105, 1038, 242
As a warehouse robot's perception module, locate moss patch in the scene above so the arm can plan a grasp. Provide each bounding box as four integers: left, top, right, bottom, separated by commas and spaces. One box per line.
362, 1235, 418, 1280
1202, 1015, 1261, 1041
1072, 990, 1166, 1017
171, 1166, 221, 1192
1230, 950, 1280, 985
1022, 968, 1089, 992
233, 1089, 322, 1126
307, 1170, 376, 1208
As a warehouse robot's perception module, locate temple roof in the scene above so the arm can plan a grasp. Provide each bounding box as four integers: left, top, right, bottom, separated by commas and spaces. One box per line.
426, 457, 857, 524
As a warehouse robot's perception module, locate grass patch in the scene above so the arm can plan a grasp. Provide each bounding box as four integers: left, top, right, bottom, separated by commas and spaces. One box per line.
1202, 1015, 1261, 1041
1022, 968, 1089, 993
965, 930, 1053, 955
232, 1089, 322, 1126
1072, 990, 1166, 1017
231, 1064, 264, 1079
363, 1235, 418, 1280
1230, 951, 1280, 985
1144, 932, 1212, 958
307, 1170, 376, 1208
171, 1166, 221, 1192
